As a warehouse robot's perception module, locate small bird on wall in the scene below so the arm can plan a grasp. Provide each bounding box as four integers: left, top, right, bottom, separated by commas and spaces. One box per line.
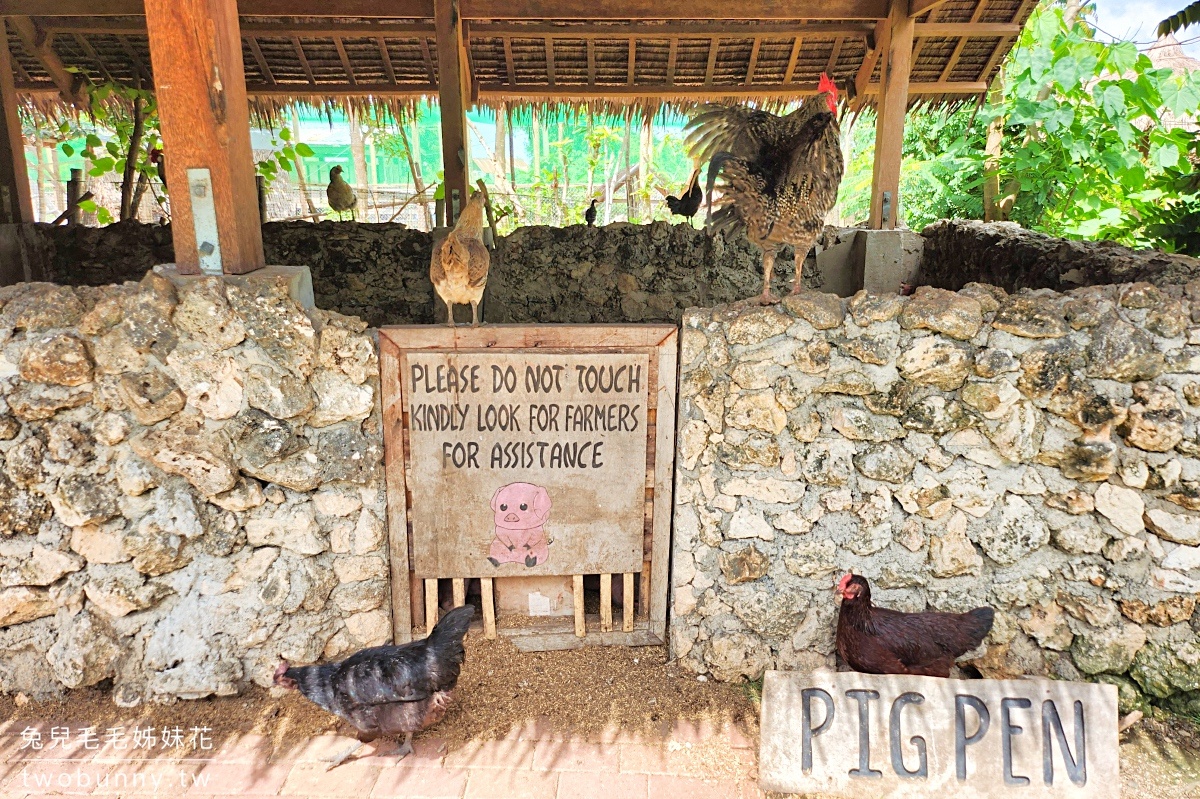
584, 198, 598, 227
327, 165, 358, 221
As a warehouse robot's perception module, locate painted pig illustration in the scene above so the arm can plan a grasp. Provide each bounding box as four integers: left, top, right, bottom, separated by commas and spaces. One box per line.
487, 482, 552, 567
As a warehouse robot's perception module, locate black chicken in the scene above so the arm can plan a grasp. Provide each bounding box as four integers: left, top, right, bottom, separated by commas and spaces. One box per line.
274, 605, 474, 769
149, 148, 167, 191
688, 73, 844, 304
584, 198, 598, 226
666, 168, 703, 220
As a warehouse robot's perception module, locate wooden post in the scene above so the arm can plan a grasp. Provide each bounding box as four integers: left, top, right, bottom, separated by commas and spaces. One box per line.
572, 574, 585, 638
480, 576, 497, 639
66, 168, 82, 225
256, 174, 267, 223
434, 0, 470, 225
0, 21, 34, 225
868, 0, 914, 230
144, 0, 264, 275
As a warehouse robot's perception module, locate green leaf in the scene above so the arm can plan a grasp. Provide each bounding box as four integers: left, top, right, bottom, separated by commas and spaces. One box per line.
61, 143, 75, 157
1152, 144, 1181, 170
1099, 84, 1125, 119
295, 143, 315, 158
106, 141, 121, 158
279, 127, 292, 141
78, 199, 98, 212
85, 134, 103, 149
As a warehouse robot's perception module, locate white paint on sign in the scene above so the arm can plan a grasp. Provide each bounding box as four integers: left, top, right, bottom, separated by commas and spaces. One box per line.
759, 670, 1118, 799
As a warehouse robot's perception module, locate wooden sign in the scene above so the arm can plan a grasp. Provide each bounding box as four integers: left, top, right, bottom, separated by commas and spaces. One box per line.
760, 670, 1119, 799
404, 350, 648, 577
379, 325, 678, 647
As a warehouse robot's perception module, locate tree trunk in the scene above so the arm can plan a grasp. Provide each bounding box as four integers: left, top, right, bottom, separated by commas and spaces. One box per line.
507, 109, 517, 193
495, 110, 507, 176
559, 120, 569, 215
292, 111, 321, 222
33, 136, 46, 222
51, 141, 65, 216
623, 122, 633, 221
638, 119, 652, 221
119, 96, 146, 221
397, 118, 432, 230
983, 70, 1005, 223
348, 106, 370, 220
130, 170, 150, 220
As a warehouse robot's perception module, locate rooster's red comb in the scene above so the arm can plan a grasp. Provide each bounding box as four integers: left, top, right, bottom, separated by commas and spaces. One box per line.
818, 72, 838, 112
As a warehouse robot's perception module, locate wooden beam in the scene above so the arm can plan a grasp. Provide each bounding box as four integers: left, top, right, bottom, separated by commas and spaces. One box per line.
292, 37, 316, 85
45, 19, 426, 35
916, 22, 1021, 36
0, 20, 34, 224
8, 16, 83, 106
420, 35, 437, 84
502, 37, 515, 84
246, 37, 275, 86
377, 36, 398, 84
145, 0, 264, 274
475, 80, 983, 96
704, 37, 719, 86
544, 36, 555, 86
586, 38, 596, 85
627, 38, 635, 85
854, 19, 887, 98
74, 33, 115, 84
469, 21, 876, 37
333, 36, 357, 86
869, 0, 914, 230
116, 33, 153, 85
1, 0, 437, 15
937, 0, 989, 82
459, 0, 889, 19
745, 36, 760, 85
666, 38, 677, 86
783, 35, 802, 83
824, 35, 844, 74
244, 82, 438, 95
434, 0, 469, 223
909, 0, 951, 16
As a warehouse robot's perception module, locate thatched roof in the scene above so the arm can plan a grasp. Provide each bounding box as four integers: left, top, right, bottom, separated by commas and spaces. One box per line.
9, 0, 1037, 120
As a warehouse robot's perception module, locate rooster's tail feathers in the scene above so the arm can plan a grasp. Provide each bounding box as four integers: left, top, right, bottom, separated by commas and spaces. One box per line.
965, 607, 995, 643
705, 152, 737, 229
428, 605, 475, 652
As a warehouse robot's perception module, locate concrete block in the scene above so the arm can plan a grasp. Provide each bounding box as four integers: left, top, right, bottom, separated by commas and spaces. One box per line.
858, 229, 923, 294
153, 264, 315, 309
759, 669, 1117, 798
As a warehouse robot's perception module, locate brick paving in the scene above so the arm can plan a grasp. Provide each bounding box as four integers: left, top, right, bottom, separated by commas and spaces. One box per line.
0, 719, 759, 799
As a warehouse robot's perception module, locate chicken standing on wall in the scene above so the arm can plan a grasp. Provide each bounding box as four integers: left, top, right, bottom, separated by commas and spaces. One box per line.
665, 168, 703, 221
274, 605, 475, 769
149, 148, 167, 192
835, 574, 994, 678
688, 73, 844, 304
430, 191, 490, 326
584, 198, 598, 227
327, 165, 358, 221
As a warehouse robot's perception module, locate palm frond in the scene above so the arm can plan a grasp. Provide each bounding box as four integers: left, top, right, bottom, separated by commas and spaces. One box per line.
1159, 0, 1200, 36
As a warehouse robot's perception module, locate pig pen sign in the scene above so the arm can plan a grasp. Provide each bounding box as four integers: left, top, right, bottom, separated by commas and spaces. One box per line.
760, 670, 1119, 799
379, 326, 678, 582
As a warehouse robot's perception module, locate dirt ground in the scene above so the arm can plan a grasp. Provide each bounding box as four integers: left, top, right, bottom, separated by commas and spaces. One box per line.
1, 636, 1197, 798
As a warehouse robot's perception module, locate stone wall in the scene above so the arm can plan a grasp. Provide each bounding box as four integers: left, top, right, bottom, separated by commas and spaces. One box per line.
0, 274, 390, 703
29, 221, 828, 326
920, 220, 1200, 293
671, 282, 1200, 717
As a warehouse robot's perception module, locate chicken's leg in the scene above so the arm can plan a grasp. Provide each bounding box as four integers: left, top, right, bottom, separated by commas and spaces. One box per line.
756, 247, 780, 305
445, 299, 456, 327
470, 300, 482, 328
320, 740, 364, 770
790, 234, 818, 295
396, 732, 414, 759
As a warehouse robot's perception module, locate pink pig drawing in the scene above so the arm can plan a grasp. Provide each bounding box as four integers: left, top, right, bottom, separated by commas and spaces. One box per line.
487, 482, 552, 568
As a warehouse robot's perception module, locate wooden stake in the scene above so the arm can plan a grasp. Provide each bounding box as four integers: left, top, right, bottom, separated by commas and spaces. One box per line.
434, 0, 469, 224
573, 575, 585, 638
0, 21, 34, 224
452, 577, 466, 607
868, 0, 914, 229
425, 578, 439, 636
600, 574, 613, 632
623, 573, 635, 632
481, 576, 497, 639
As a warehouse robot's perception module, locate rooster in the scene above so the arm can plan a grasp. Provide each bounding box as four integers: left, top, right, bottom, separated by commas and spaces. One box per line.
274, 605, 474, 769
835, 574, 994, 678
666, 168, 703, 221
688, 73, 844, 304
149, 148, 167, 191
430, 191, 490, 326
584, 198, 598, 227
327, 165, 357, 221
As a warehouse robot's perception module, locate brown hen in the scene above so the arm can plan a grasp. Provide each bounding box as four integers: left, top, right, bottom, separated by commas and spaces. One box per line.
430, 191, 490, 326
688, 73, 844, 304
835, 574, 994, 678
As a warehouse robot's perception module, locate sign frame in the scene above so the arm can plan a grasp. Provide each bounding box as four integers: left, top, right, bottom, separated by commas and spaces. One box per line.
379, 324, 678, 649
